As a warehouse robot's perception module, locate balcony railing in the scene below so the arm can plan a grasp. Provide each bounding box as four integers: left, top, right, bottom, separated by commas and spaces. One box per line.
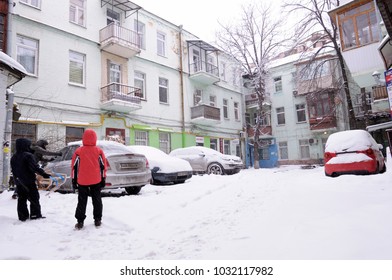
189, 60, 220, 85
100, 83, 142, 113
191, 104, 221, 124
99, 23, 140, 57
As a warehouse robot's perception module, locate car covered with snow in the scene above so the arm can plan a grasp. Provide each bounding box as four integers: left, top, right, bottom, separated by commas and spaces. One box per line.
169, 146, 243, 175
127, 145, 192, 185
324, 129, 386, 177
45, 140, 151, 194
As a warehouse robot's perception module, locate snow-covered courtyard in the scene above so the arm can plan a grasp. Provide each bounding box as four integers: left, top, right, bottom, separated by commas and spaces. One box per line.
1, 156, 392, 261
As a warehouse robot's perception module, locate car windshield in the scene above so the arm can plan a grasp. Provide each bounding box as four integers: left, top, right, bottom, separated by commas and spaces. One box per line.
99, 144, 129, 154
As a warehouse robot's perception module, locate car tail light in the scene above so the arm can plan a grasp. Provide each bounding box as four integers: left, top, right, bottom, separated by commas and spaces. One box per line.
358, 148, 375, 159
324, 152, 336, 162
106, 160, 111, 170
145, 158, 149, 169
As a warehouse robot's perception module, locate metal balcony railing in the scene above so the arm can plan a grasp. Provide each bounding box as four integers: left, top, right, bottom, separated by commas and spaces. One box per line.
101, 83, 141, 104
99, 23, 140, 49
372, 85, 388, 101
189, 60, 219, 77
191, 104, 221, 121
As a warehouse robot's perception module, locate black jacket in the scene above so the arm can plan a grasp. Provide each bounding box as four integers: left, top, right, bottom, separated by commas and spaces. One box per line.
11, 138, 50, 186
31, 139, 62, 164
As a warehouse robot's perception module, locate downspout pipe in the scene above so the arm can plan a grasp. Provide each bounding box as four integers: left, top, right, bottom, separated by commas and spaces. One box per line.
178, 25, 186, 147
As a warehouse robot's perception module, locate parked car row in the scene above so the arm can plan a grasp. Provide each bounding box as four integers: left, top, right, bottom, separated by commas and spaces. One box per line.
44, 142, 244, 193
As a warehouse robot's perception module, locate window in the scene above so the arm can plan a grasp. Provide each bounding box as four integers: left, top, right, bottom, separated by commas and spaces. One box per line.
134, 71, 146, 99
223, 99, 229, 119
159, 77, 168, 104
308, 93, 333, 119
69, 0, 85, 26
299, 139, 310, 159
279, 141, 288, 160
210, 138, 218, 150
16, 35, 39, 75
159, 132, 171, 153
11, 123, 37, 153
109, 62, 121, 93
66, 126, 84, 144
299, 61, 330, 81
276, 107, 285, 125
224, 140, 230, 155
260, 113, 271, 126
20, 0, 41, 8
234, 102, 239, 121
296, 104, 306, 122
135, 130, 148, 146
274, 76, 282, 92
157, 31, 166, 56
107, 9, 120, 25
134, 20, 146, 49
337, 1, 380, 50
69, 51, 85, 86
209, 95, 216, 107
260, 147, 270, 160
194, 90, 202, 105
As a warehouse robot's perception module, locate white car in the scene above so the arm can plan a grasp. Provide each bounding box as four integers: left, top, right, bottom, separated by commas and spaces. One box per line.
169, 146, 243, 175
127, 145, 193, 185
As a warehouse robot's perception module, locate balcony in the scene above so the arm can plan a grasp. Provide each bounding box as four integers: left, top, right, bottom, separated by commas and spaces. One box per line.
99, 23, 140, 58
191, 104, 221, 125
309, 116, 337, 130
372, 85, 388, 101
189, 60, 220, 85
100, 83, 142, 113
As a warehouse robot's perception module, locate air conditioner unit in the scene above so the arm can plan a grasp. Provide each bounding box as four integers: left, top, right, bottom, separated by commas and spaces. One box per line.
309, 138, 317, 144
292, 90, 298, 97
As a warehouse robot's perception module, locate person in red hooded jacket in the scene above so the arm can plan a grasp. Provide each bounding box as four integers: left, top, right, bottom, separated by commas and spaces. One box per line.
71, 129, 107, 229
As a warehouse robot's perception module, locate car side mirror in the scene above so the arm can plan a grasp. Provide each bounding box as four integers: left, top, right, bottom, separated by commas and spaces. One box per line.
378, 144, 383, 150
199, 153, 205, 158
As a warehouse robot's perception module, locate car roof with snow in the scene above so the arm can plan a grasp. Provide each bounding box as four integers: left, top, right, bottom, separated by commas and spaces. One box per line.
325, 130, 380, 153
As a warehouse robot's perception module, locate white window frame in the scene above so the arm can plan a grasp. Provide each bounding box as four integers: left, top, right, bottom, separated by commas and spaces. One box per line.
276, 107, 285, 125
69, 50, 86, 86
159, 132, 171, 154
69, 0, 86, 27
224, 139, 230, 155
296, 103, 307, 123
134, 20, 146, 49
234, 102, 239, 121
16, 35, 39, 76
159, 77, 169, 104
194, 89, 202, 106
279, 141, 289, 160
134, 71, 146, 99
107, 8, 120, 25
223, 99, 229, 119
135, 130, 149, 146
109, 61, 121, 93
157, 31, 166, 57
20, 0, 41, 8
274, 76, 282, 93
209, 95, 216, 107
299, 139, 310, 159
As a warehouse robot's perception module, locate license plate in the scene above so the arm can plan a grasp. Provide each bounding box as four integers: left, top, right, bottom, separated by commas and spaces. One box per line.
177, 172, 188, 177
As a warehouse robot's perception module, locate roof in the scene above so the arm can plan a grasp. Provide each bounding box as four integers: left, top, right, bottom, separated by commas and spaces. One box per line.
0, 51, 27, 75
187, 40, 221, 52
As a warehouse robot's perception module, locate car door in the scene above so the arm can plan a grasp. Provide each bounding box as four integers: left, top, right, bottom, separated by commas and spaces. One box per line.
182, 148, 207, 172
49, 145, 79, 189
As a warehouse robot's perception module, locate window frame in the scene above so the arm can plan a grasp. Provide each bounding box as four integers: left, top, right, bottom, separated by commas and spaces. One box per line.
234, 102, 240, 121
20, 0, 41, 9
299, 139, 310, 159
274, 76, 282, 93
223, 99, 229, 119
276, 107, 286, 125
16, 34, 39, 76
278, 141, 289, 160
159, 77, 169, 104
69, 50, 86, 87
69, 0, 86, 27
134, 71, 146, 100
159, 132, 171, 154
134, 130, 149, 146
296, 103, 307, 123
157, 31, 166, 57
134, 20, 146, 50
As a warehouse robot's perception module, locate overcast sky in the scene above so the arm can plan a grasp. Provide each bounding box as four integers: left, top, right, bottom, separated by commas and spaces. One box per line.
133, 0, 252, 42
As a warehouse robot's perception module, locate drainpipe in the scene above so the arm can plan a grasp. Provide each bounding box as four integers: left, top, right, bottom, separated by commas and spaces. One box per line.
178, 25, 186, 147
1, 0, 14, 190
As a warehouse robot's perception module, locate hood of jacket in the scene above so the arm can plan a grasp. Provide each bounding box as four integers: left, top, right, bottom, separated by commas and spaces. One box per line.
15, 138, 32, 153
82, 129, 97, 146
34, 139, 48, 149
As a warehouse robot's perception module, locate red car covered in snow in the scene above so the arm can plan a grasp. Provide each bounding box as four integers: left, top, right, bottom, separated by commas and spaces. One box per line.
324, 130, 386, 177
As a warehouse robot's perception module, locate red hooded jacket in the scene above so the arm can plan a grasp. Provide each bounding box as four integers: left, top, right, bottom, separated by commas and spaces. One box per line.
71, 129, 107, 186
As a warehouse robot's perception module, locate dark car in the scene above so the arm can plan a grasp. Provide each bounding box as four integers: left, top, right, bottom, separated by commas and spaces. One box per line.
45, 140, 151, 194
324, 130, 386, 177
127, 145, 193, 185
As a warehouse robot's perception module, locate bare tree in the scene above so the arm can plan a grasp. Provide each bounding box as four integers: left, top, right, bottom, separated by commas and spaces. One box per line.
283, 0, 358, 130
216, 2, 288, 169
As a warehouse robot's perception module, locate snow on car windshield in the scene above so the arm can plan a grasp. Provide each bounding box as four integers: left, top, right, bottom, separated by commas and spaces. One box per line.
325, 130, 378, 153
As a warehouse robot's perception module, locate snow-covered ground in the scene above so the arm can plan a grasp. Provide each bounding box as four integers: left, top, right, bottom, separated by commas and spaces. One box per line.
1, 156, 392, 261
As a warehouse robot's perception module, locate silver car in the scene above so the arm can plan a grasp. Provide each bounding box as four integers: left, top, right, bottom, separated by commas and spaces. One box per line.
169, 146, 243, 175
45, 140, 151, 194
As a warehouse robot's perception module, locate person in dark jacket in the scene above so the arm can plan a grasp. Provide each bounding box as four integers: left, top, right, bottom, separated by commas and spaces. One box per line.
71, 129, 107, 229
10, 138, 51, 221
31, 139, 62, 167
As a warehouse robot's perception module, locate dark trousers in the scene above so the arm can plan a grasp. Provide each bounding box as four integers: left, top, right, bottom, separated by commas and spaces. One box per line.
75, 184, 102, 223
16, 183, 42, 221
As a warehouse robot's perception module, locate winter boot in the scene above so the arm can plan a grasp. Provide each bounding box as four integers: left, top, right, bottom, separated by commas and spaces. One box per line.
75, 221, 84, 229
94, 220, 101, 227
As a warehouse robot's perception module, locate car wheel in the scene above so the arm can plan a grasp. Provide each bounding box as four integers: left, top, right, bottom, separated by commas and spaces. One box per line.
207, 163, 224, 175
125, 186, 142, 195
380, 162, 387, 174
